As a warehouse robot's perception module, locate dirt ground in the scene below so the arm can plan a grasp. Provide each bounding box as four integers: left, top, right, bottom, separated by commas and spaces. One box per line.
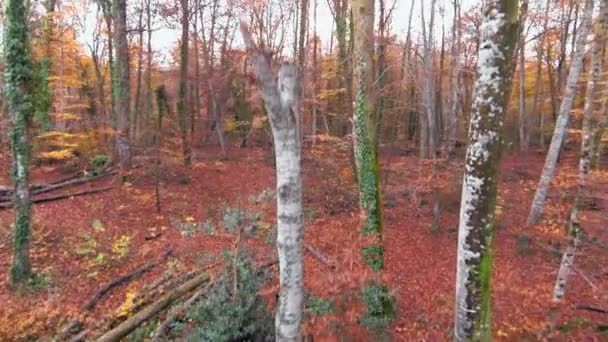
0, 139, 607, 341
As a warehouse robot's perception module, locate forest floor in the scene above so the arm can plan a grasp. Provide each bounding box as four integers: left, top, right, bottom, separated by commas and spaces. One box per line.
0, 137, 607, 341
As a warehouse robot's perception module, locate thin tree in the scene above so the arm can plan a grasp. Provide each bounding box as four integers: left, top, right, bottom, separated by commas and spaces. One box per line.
178, 0, 192, 166
527, 0, 594, 225
5, 0, 34, 285
454, 0, 519, 339
553, 0, 607, 301
446, 0, 461, 157
133, 2, 145, 139
241, 22, 304, 340
114, 0, 132, 170
531, 0, 550, 146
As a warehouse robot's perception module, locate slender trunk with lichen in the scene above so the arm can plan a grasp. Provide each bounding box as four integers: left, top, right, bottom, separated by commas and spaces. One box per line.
178, 0, 191, 166
454, 0, 519, 340
133, 7, 144, 139
241, 22, 304, 340
446, 0, 461, 157
114, 0, 131, 169
553, 0, 606, 301
527, 0, 594, 226
5, 0, 34, 285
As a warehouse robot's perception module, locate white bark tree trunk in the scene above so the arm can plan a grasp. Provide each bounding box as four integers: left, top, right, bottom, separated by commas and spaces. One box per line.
241, 23, 304, 341
553, 0, 606, 301
454, 0, 519, 339
527, 0, 594, 226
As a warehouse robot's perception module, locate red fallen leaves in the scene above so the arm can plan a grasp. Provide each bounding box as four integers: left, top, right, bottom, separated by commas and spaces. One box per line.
0, 144, 606, 340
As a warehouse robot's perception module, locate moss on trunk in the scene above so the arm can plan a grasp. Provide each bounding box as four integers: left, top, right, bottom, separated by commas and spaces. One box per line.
5, 0, 34, 285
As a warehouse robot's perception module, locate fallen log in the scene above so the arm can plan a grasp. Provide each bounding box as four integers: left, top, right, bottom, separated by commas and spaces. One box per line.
576, 304, 608, 314
83, 250, 172, 311
0, 187, 113, 209
151, 277, 218, 342
305, 244, 335, 269
0, 171, 116, 202
95, 272, 210, 342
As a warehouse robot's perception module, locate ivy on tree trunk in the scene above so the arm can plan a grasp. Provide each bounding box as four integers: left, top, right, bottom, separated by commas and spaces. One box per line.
454, 0, 519, 340
5, 0, 34, 285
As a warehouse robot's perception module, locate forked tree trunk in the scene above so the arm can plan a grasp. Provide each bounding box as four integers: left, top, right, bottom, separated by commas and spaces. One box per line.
5, 0, 34, 285
454, 0, 519, 340
241, 23, 304, 341
114, 0, 131, 170
527, 0, 594, 226
553, 0, 606, 301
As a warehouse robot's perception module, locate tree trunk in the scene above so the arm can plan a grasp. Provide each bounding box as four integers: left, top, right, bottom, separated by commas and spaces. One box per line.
192, 0, 201, 138
454, 0, 519, 339
446, 0, 461, 157
114, 0, 132, 170
518, 46, 527, 151
531, 0, 550, 146
311, 0, 318, 145
553, 0, 608, 301
352, 0, 384, 272
527, 0, 594, 226
133, 5, 144, 140
241, 23, 304, 341
178, 0, 191, 166
145, 0, 153, 136
5, 0, 34, 285
421, 0, 437, 159
296, 0, 309, 144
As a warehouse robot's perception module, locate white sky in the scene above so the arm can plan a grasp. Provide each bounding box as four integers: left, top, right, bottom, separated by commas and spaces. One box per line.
78, 0, 476, 64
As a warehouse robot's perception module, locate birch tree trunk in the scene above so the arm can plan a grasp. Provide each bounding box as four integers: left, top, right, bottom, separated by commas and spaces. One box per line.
526, 0, 594, 226
518, 46, 527, 151
114, 0, 132, 170
454, 0, 519, 339
553, 0, 607, 301
241, 23, 304, 341
446, 0, 461, 157
420, 0, 437, 159
5, 0, 34, 285
178, 0, 191, 166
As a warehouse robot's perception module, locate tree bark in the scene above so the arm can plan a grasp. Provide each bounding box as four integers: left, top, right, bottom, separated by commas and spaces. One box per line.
553, 0, 607, 301
114, 0, 131, 170
133, 4, 144, 139
527, 0, 594, 226
5, 0, 34, 285
454, 0, 519, 339
446, 0, 461, 157
531, 0, 550, 146
241, 22, 304, 341
352, 0, 384, 272
178, 0, 191, 166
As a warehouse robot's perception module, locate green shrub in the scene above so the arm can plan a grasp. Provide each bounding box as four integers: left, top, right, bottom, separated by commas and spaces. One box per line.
182, 250, 274, 341
88, 154, 110, 175
360, 282, 397, 332
222, 205, 260, 234
305, 294, 334, 316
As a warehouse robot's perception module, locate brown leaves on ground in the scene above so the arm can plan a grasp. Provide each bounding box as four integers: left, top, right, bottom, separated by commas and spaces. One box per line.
0, 143, 606, 340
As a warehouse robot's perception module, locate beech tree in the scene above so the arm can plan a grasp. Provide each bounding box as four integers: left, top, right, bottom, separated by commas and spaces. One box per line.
240, 22, 304, 340
454, 0, 519, 340
114, 0, 131, 169
553, 0, 606, 301
5, 0, 34, 285
527, 0, 594, 225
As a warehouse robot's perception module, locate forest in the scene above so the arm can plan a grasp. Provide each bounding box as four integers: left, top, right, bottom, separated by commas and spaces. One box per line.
0, 0, 607, 340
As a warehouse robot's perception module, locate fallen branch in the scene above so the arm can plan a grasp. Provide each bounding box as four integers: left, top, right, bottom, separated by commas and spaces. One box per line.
32, 171, 117, 197
95, 272, 209, 342
576, 304, 608, 314
0, 187, 114, 209
0, 171, 114, 201
83, 250, 172, 311
151, 278, 218, 342
305, 244, 335, 269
